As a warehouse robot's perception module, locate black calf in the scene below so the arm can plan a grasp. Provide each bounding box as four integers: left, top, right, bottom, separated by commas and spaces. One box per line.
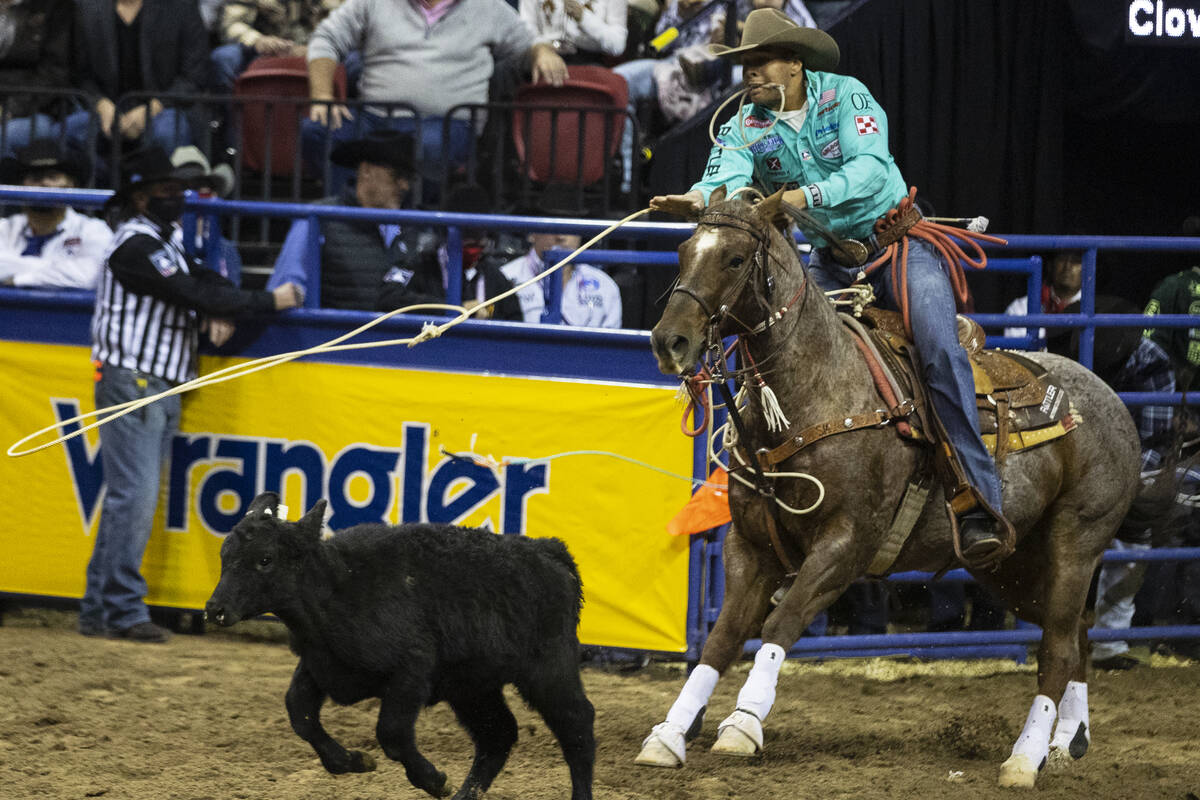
205, 492, 594, 800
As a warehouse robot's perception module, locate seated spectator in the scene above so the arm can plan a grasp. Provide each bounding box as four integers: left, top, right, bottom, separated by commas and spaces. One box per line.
1002, 249, 1082, 342
301, 0, 569, 198
169, 146, 243, 285
210, 1, 357, 94
519, 0, 629, 66
0, 139, 112, 290
500, 232, 622, 327
65, 0, 207, 171
269, 130, 416, 309
377, 183, 524, 320
0, 0, 74, 157
1143, 264, 1200, 391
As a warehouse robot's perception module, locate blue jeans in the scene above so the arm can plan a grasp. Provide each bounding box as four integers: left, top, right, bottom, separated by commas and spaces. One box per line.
301, 110, 472, 201
809, 239, 1003, 511
613, 58, 656, 193
210, 44, 364, 94
80, 366, 181, 632
0, 114, 62, 157
64, 107, 193, 181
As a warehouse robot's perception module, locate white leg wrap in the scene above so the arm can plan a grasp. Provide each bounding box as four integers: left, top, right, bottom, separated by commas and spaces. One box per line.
665, 664, 719, 731
998, 695, 1056, 788
733, 643, 785, 721
1049, 681, 1090, 762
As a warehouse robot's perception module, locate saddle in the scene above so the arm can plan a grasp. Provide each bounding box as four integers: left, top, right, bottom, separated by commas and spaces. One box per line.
855, 306, 1077, 467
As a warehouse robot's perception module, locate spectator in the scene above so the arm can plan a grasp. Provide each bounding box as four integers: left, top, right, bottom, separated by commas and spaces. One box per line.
65, 0, 208, 168
1143, 265, 1200, 391
209, 1, 354, 93
519, 0, 629, 66
1044, 296, 1177, 668
0, 139, 112, 290
270, 129, 420, 310
169, 145, 243, 285
1002, 249, 1082, 342
374, 182, 524, 319
501, 232, 622, 327
0, 0, 75, 157
301, 0, 568, 197
81, 145, 302, 642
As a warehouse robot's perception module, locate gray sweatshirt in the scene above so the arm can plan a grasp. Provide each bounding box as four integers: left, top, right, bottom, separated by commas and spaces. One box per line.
308, 0, 533, 117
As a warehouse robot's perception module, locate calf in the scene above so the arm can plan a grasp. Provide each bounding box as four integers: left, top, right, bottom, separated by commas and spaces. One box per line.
205, 491, 594, 800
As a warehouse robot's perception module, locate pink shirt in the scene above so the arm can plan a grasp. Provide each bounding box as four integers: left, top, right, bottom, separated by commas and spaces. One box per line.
410, 0, 459, 27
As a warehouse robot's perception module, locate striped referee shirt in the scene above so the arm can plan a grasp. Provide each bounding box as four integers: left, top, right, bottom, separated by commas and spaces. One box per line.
90, 216, 276, 384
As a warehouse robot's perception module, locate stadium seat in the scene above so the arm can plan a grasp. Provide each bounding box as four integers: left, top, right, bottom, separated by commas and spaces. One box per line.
233, 56, 347, 177
511, 65, 628, 189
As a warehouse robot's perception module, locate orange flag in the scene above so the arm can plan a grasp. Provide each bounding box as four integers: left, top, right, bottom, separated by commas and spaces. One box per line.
666, 467, 731, 536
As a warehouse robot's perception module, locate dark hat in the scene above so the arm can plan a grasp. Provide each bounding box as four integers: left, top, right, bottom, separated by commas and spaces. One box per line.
108, 145, 197, 206
0, 139, 88, 186
709, 8, 839, 71
330, 130, 416, 178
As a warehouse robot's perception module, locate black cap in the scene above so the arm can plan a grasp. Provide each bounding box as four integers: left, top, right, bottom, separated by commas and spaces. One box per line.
0, 139, 88, 186
330, 130, 416, 178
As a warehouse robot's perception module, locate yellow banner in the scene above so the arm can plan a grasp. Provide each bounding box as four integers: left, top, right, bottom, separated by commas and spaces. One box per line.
0, 341, 693, 652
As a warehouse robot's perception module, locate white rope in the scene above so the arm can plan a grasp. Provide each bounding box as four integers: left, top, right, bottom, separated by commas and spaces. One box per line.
438, 445, 728, 490
707, 83, 787, 153
8, 207, 652, 457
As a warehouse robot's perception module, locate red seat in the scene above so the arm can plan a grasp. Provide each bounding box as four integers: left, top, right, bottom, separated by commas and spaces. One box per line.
511, 65, 628, 186
233, 56, 347, 176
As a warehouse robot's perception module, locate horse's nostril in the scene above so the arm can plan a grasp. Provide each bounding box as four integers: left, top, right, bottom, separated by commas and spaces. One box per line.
669, 335, 691, 360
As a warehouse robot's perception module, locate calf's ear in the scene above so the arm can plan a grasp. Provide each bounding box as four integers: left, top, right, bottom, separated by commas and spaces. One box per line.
246, 491, 282, 518
299, 499, 328, 537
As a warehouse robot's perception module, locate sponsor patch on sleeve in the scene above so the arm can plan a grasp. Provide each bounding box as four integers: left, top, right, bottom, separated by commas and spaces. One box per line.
806, 184, 823, 207
820, 139, 842, 159
148, 248, 178, 277
854, 115, 879, 135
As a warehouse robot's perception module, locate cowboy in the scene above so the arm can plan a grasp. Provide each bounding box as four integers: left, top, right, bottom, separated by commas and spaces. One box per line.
650, 8, 1007, 561
81, 145, 302, 643
0, 139, 112, 290
169, 145, 243, 285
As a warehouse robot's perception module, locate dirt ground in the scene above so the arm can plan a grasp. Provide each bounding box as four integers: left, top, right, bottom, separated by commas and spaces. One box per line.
1, 608, 1198, 800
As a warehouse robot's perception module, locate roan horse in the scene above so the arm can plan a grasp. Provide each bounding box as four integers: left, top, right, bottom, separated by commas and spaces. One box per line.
637, 188, 1141, 788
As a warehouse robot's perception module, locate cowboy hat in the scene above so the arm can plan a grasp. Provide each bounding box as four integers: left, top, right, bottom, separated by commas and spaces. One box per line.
330, 130, 417, 178
170, 145, 235, 197
709, 8, 839, 71
107, 145, 199, 208
0, 139, 88, 186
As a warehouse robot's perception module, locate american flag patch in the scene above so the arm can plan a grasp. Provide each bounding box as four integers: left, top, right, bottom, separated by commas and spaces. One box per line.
855, 115, 879, 135
819, 88, 836, 104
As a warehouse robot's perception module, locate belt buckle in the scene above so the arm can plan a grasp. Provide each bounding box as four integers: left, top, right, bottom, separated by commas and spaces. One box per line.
830, 238, 869, 268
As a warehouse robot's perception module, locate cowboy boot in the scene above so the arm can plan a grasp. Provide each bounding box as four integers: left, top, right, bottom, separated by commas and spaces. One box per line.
958, 510, 1003, 561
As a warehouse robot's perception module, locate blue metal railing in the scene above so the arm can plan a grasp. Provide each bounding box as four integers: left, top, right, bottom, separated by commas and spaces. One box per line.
3, 184, 1200, 663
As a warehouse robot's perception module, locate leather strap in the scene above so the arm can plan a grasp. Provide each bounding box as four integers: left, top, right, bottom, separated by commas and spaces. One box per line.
873, 204, 923, 249
758, 409, 892, 469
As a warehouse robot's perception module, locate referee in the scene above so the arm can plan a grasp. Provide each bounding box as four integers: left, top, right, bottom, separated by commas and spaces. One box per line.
80, 146, 303, 643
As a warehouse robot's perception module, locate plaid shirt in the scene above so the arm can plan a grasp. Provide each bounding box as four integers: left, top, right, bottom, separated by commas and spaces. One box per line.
1111, 337, 1175, 472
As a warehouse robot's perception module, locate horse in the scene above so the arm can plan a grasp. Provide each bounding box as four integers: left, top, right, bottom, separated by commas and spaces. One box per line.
636, 187, 1141, 788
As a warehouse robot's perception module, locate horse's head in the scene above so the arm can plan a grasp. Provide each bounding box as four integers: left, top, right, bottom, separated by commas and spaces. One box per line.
650, 187, 792, 375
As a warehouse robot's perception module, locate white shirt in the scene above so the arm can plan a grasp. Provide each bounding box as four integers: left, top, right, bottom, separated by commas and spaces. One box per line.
1003, 289, 1082, 341
501, 248, 622, 328
0, 208, 113, 290
519, 0, 629, 58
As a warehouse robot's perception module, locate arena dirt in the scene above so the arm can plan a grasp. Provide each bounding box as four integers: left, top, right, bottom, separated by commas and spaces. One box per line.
1, 608, 1197, 800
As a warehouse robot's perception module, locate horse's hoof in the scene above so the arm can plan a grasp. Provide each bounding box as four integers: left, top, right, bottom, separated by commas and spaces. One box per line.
711, 709, 763, 757
998, 754, 1039, 788
634, 722, 686, 768
1048, 720, 1089, 768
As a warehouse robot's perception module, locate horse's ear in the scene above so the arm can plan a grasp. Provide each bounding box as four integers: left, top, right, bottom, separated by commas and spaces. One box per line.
755, 189, 789, 230
710, 184, 727, 204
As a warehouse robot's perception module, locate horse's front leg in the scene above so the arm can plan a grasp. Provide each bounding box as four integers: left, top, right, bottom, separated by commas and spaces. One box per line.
711, 516, 860, 757
635, 524, 782, 768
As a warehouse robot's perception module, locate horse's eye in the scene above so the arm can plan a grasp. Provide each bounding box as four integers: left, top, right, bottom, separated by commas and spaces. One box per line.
258, 556, 272, 568
728, 256, 745, 269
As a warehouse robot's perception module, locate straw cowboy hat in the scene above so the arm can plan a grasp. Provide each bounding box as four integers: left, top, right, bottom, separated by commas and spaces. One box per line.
170, 145, 235, 197
709, 8, 840, 72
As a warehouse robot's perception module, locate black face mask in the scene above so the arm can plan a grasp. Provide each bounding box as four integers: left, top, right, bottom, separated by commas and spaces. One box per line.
146, 195, 185, 224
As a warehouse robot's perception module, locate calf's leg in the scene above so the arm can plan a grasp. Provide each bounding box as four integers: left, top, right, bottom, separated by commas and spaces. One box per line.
518, 653, 595, 800
446, 686, 519, 800
377, 678, 450, 797
285, 664, 376, 773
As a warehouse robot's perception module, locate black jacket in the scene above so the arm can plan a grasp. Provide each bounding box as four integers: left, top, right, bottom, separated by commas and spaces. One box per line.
0, 0, 74, 117
72, 0, 207, 102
